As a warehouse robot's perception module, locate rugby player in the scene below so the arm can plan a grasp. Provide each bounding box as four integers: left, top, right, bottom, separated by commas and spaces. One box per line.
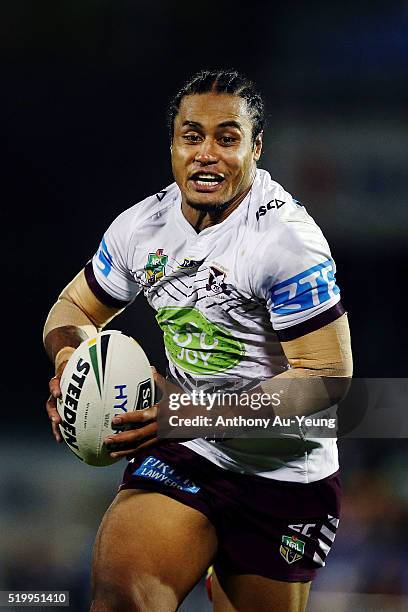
44, 70, 352, 611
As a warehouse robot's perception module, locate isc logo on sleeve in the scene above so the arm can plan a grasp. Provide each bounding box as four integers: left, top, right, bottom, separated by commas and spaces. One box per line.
270, 259, 339, 315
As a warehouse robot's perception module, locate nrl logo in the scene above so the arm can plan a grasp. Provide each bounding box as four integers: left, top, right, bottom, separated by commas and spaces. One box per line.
144, 249, 168, 285
279, 535, 305, 564
206, 266, 231, 296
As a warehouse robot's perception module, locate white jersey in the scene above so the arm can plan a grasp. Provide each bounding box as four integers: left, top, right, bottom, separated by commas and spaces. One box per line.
88, 169, 344, 483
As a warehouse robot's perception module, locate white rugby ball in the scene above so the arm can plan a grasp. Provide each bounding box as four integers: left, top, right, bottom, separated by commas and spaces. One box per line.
57, 330, 155, 466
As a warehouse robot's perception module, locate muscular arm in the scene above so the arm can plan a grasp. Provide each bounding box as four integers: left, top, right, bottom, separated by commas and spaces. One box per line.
155, 314, 353, 444
260, 313, 353, 417
43, 269, 124, 373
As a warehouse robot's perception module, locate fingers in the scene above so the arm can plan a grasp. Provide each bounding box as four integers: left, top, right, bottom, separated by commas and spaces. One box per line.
111, 404, 158, 429
105, 421, 158, 458
49, 360, 68, 397
47, 372, 64, 443
105, 405, 159, 456
49, 375, 62, 399
125, 437, 159, 458
46, 393, 62, 443
106, 421, 157, 445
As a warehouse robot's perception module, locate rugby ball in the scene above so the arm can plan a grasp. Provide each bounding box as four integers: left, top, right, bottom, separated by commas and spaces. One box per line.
57, 330, 155, 466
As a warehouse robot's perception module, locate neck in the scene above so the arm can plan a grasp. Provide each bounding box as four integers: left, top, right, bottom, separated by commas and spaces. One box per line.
181, 172, 256, 233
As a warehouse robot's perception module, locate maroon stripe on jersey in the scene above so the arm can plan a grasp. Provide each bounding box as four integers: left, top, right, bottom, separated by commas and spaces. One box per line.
276, 302, 346, 342
84, 261, 131, 308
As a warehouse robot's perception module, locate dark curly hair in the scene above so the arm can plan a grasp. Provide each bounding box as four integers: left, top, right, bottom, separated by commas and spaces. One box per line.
167, 69, 265, 144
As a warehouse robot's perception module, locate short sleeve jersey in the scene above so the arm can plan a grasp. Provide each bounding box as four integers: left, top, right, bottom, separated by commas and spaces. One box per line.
87, 169, 344, 482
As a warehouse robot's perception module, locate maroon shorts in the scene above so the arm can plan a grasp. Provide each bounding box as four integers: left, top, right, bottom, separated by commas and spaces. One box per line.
119, 441, 341, 583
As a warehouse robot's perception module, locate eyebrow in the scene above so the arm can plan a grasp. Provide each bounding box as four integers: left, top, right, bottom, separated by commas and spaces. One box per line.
182, 120, 243, 132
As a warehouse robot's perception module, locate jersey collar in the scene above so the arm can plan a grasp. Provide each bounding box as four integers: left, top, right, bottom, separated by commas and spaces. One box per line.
173, 171, 260, 238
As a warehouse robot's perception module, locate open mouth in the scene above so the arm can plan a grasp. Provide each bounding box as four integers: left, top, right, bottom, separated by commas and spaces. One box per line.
189, 172, 225, 192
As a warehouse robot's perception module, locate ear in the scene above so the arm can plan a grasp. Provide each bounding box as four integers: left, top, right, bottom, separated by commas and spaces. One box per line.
253, 132, 263, 161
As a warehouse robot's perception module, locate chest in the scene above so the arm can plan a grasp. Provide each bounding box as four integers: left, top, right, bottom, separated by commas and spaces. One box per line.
131, 223, 255, 313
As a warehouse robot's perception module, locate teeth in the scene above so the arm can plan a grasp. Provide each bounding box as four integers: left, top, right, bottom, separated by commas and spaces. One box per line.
194, 173, 224, 182
196, 180, 219, 186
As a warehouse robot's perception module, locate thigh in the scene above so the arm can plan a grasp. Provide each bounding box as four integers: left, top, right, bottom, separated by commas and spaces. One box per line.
91, 489, 217, 611
212, 571, 311, 612
212, 470, 341, 584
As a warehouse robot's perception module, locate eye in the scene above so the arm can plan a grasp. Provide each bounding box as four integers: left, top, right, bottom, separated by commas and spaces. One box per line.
183, 134, 202, 143
219, 136, 237, 145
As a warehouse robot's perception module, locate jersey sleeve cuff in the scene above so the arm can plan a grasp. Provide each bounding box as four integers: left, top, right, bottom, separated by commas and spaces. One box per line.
84, 261, 131, 308
276, 302, 346, 342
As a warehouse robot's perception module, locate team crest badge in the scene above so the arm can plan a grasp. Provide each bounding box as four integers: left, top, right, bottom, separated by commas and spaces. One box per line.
144, 249, 168, 285
206, 266, 231, 295
279, 535, 305, 564
178, 258, 204, 270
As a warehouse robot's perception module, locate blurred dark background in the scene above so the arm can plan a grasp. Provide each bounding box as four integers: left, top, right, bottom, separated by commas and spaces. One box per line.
1, 1, 407, 610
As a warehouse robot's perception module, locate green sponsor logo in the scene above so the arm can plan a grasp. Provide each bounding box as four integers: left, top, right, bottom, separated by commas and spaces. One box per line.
156, 307, 244, 374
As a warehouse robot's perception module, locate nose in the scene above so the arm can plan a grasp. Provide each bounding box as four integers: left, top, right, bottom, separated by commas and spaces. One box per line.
194, 138, 218, 165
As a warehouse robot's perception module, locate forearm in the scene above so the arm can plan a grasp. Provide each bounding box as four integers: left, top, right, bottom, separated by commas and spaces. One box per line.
260, 313, 353, 417
43, 269, 122, 372
260, 370, 351, 418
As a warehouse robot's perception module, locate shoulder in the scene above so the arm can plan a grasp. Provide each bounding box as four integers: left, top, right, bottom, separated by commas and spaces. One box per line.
245, 170, 335, 294
250, 169, 321, 238
246, 169, 329, 260
106, 181, 180, 240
